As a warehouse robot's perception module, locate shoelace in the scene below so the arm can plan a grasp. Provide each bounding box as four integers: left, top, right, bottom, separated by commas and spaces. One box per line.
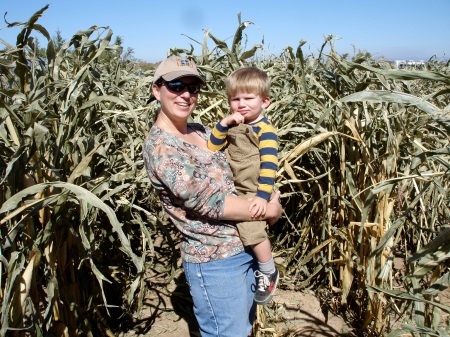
254, 270, 270, 292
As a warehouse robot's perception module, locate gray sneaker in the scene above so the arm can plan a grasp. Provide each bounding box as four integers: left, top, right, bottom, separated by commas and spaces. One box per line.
254, 269, 279, 305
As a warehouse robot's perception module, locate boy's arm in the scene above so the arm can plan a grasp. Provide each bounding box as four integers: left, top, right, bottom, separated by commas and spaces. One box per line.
255, 122, 279, 200
208, 122, 229, 151
207, 112, 246, 151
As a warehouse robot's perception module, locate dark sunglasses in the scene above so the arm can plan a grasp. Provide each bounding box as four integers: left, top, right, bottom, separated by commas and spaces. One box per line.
161, 80, 201, 94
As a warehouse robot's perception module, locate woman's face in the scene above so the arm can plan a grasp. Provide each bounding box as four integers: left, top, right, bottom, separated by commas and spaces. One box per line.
152, 76, 200, 123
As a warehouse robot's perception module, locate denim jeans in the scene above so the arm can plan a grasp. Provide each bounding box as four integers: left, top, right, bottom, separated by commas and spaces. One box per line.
183, 250, 257, 337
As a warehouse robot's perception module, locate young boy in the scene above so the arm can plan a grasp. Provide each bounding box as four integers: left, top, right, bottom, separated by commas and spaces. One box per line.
208, 67, 279, 305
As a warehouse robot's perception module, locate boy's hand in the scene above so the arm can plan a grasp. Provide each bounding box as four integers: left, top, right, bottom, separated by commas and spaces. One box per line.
249, 196, 268, 218
220, 112, 245, 127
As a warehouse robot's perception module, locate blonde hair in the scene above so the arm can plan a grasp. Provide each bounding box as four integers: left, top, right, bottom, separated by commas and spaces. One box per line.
225, 67, 270, 99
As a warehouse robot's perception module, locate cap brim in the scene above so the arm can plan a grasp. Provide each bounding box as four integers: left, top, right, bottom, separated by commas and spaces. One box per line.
161, 71, 206, 86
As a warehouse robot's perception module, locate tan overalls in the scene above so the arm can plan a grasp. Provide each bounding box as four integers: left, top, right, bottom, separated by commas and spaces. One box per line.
225, 123, 268, 246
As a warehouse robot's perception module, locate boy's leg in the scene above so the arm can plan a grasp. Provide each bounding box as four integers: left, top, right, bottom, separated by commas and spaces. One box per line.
251, 238, 273, 264
251, 239, 279, 305
236, 219, 279, 305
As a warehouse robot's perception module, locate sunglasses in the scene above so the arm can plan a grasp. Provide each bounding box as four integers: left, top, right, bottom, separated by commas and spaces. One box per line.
161, 80, 201, 94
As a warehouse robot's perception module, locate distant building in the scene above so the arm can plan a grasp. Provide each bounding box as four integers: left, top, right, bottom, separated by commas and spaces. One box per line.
389, 59, 426, 69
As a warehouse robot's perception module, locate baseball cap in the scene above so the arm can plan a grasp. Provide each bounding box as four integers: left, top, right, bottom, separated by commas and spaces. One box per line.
153, 56, 206, 85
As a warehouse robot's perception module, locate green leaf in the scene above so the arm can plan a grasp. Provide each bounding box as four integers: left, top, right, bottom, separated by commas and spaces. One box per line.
408, 228, 450, 279
367, 284, 450, 313
0, 182, 143, 272
423, 272, 450, 296
340, 90, 443, 115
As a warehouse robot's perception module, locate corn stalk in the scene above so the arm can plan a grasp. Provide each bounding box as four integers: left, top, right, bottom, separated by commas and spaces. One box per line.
1, 6, 449, 337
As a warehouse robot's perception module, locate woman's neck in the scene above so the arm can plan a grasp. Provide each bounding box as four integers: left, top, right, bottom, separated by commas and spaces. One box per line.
155, 113, 188, 136
154, 112, 207, 149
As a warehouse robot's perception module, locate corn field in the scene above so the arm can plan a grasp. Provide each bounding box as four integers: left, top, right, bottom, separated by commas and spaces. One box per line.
1, 6, 449, 337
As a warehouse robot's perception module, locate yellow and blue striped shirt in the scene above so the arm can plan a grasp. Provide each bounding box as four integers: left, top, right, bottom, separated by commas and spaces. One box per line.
208, 116, 278, 201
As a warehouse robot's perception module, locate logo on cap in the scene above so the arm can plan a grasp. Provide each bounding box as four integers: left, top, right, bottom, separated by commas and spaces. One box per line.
177, 59, 194, 68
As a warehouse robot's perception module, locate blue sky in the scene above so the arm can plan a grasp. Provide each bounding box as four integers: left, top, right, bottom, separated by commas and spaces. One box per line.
1, 0, 449, 63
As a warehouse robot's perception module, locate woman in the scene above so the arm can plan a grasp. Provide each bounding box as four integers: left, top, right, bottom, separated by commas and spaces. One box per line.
143, 56, 282, 337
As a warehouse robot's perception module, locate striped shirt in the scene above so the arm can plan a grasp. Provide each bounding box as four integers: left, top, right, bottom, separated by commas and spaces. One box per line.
208, 116, 278, 200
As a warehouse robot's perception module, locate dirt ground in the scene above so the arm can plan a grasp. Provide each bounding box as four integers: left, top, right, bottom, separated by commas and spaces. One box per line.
145, 289, 352, 337
116, 231, 353, 337
116, 236, 448, 337
117, 266, 353, 337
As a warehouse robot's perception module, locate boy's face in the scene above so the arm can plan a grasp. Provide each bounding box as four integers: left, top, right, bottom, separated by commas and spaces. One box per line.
229, 92, 270, 123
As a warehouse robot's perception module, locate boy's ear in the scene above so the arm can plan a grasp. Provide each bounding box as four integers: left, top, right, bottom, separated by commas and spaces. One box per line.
262, 96, 271, 108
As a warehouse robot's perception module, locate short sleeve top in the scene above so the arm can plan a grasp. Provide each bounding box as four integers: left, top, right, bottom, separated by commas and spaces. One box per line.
143, 123, 245, 263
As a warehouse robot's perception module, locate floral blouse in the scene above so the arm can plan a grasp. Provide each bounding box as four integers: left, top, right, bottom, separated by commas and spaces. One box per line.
143, 123, 245, 263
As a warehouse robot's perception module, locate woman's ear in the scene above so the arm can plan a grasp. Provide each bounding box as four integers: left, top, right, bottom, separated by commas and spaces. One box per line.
152, 83, 161, 101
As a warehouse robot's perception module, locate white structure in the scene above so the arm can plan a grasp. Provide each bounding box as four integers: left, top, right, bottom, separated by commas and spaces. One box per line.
394, 60, 426, 69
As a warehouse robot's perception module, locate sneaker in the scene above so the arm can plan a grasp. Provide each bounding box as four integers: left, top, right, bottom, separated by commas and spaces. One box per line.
254, 269, 279, 305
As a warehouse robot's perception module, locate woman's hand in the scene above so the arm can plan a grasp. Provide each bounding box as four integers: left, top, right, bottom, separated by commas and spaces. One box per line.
265, 190, 282, 225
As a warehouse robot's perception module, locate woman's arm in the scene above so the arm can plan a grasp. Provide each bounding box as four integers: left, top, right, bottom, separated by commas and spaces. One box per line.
221, 190, 282, 225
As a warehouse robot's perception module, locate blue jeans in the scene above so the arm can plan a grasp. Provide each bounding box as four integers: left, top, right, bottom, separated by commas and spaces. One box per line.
183, 250, 257, 337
